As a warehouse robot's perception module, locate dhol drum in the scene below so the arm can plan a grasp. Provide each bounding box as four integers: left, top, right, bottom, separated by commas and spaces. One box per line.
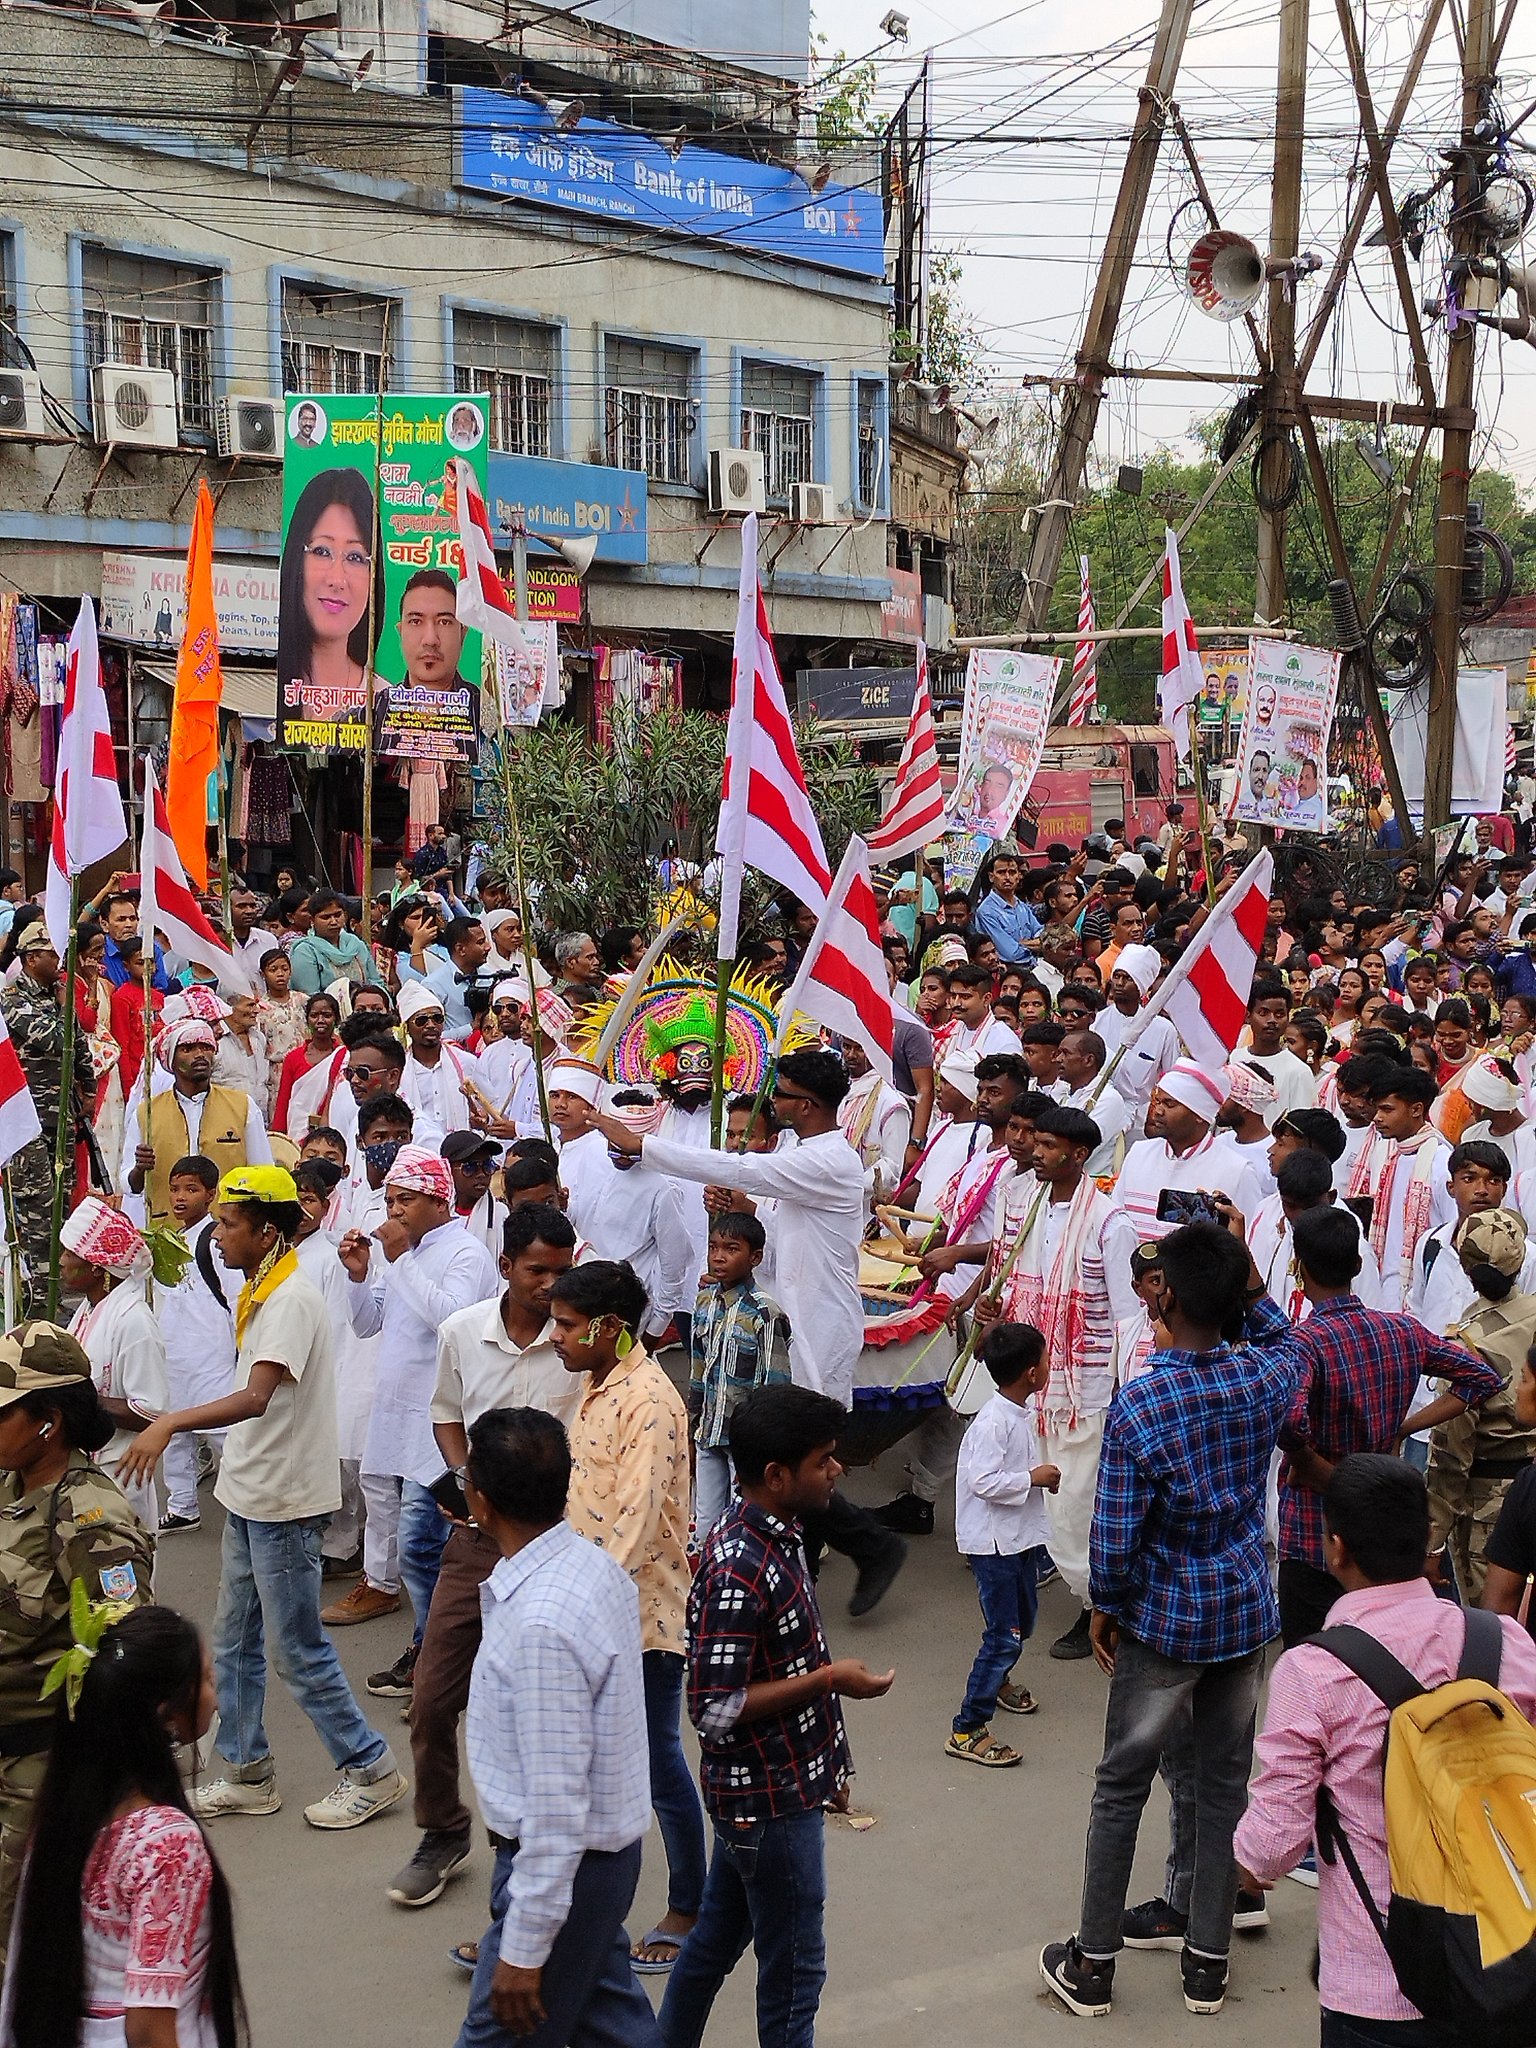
842, 1246, 958, 1465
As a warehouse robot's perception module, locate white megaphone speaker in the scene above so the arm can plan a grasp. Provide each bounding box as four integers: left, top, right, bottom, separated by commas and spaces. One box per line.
1185, 229, 1266, 322
546, 533, 598, 577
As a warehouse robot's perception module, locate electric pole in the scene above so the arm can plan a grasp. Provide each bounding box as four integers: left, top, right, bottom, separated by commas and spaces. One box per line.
1254, 0, 1309, 628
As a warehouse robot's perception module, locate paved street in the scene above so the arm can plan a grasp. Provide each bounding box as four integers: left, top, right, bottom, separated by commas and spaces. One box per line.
158, 1465, 1323, 2046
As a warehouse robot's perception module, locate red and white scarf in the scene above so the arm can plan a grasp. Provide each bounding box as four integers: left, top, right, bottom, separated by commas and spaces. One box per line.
999, 1175, 1104, 1428
1348, 1124, 1440, 1298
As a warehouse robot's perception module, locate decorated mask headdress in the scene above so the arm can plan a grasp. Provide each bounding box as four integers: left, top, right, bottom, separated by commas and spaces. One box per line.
575, 956, 808, 1096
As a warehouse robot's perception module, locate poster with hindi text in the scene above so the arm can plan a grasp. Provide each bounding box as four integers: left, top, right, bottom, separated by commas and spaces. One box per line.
1232, 637, 1341, 833
946, 649, 1061, 841
276, 393, 490, 756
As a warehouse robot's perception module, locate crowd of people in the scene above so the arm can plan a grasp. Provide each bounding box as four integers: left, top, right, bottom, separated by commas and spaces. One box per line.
4, 802, 1536, 2045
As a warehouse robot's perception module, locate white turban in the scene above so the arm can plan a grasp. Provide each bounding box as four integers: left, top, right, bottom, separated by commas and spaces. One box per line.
1114, 944, 1162, 997
1463, 1055, 1522, 1114
485, 910, 519, 933
938, 1048, 981, 1100
491, 977, 531, 1008
397, 980, 446, 1024
1223, 1058, 1279, 1114
60, 1196, 152, 1281
547, 1059, 604, 1106
1157, 1058, 1227, 1123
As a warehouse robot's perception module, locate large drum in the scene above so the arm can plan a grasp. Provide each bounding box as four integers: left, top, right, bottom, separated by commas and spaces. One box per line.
841, 1286, 955, 1466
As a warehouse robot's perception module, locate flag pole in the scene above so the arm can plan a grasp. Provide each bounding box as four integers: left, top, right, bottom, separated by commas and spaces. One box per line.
499, 738, 553, 1146
45, 877, 80, 1320
216, 722, 235, 945
360, 303, 392, 930
2, 1169, 21, 1325
1186, 704, 1218, 907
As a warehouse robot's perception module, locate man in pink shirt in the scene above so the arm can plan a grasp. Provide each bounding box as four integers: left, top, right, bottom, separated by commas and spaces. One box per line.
1233, 1454, 1536, 2045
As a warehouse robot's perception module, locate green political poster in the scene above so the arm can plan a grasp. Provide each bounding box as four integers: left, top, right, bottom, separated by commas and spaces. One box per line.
276, 393, 491, 757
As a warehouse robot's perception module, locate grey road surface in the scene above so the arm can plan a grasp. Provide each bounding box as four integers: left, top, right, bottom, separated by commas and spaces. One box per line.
156, 1470, 1324, 2046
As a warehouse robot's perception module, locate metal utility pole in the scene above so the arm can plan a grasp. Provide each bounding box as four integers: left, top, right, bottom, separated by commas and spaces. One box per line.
1426, 0, 1498, 828
1013, 0, 1195, 629
1255, 0, 1309, 626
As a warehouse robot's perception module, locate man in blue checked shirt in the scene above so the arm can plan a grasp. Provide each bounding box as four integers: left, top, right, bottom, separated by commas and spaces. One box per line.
1041, 1221, 1305, 2025
455, 1405, 660, 2048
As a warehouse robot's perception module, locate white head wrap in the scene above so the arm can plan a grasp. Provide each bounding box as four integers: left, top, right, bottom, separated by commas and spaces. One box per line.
1114, 944, 1161, 997
1157, 1058, 1227, 1123
397, 980, 446, 1025
938, 1048, 981, 1100
60, 1196, 153, 1280
1462, 1055, 1522, 1114
491, 977, 531, 1008
547, 1059, 605, 1107
1223, 1058, 1279, 1114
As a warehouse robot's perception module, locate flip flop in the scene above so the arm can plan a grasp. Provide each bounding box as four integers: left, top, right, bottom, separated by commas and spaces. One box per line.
631, 1927, 686, 1974
448, 1942, 479, 1975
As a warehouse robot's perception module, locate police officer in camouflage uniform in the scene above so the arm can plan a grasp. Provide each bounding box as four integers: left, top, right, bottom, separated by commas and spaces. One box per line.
1429, 1207, 1536, 1601
0, 1319, 152, 1969
0, 925, 94, 1308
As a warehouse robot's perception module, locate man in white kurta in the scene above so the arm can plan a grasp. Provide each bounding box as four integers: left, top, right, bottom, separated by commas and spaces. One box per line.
59, 1197, 168, 1535
160, 1167, 237, 1532
838, 1043, 914, 1199
1054, 1029, 1132, 1176
396, 981, 488, 1146
1092, 944, 1179, 1135
1344, 1068, 1454, 1313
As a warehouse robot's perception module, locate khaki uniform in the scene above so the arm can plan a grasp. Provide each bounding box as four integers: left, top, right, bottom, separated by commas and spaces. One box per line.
1428, 1290, 1536, 1601
0, 1455, 153, 1964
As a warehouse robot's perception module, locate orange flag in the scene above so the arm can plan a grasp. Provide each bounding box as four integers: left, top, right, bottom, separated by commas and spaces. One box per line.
166, 479, 223, 887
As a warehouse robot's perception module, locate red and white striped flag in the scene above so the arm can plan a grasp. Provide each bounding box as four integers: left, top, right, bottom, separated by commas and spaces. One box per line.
1124, 850, 1273, 1069
1507, 718, 1518, 777
867, 641, 945, 860
44, 598, 127, 953
775, 834, 894, 1083
715, 512, 832, 958
139, 759, 255, 994
451, 457, 522, 649
1158, 528, 1204, 761
0, 1010, 41, 1171
1066, 556, 1098, 727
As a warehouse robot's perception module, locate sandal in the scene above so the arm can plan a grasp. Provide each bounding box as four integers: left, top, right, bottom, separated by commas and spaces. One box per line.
631, 1927, 687, 1974
448, 1941, 479, 1975
997, 1683, 1038, 1715
945, 1726, 1023, 1767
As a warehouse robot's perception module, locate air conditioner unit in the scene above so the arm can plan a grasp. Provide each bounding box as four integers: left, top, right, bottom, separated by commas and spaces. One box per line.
708, 446, 766, 516
790, 481, 835, 525
0, 370, 46, 439
91, 364, 178, 449
216, 394, 283, 462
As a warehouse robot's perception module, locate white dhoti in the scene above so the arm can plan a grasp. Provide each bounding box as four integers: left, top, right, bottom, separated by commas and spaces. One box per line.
1041, 1410, 1105, 1607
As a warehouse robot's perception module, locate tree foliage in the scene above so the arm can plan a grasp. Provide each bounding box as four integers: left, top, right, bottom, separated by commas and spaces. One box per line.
810, 29, 881, 148
483, 707, 878, 936
953, 398, 1536, 722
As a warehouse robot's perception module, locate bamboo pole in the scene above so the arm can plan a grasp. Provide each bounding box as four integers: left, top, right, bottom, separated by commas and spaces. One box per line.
46, 878, 80, 1320
360, 302, 392, 926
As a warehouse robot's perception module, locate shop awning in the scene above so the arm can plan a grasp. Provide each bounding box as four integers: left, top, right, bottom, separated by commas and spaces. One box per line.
136, 662, 278, 722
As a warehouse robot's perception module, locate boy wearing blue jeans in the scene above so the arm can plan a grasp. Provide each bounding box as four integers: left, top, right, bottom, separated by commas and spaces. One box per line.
688, 1211, 790, 1537
946, 1322, 1059, 1768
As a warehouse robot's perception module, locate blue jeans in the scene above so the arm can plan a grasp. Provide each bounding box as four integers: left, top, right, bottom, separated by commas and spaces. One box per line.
693, 1447, 734, 1539
213, 1512, 388, 1775
955, 1548, 1041, 1732
399, 1477, 452, 1648
658, 1809, 827, 2048
643, 1651, 707, 1918
457, 1840, 660, 2048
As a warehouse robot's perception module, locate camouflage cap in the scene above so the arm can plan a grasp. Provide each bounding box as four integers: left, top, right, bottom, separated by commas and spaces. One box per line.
0, 1320, 93, 1404
1456, 1207, 1528, 1279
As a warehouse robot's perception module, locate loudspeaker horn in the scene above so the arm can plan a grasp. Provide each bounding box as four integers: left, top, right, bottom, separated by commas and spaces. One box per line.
540, 533, 599, 577
1185, 229, 1265, 322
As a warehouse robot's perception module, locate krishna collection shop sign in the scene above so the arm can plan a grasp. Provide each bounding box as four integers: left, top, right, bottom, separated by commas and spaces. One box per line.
456, 87, 886, 280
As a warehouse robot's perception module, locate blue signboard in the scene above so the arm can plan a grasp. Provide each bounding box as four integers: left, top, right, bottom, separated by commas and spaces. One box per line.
457, 88, 886, 282
486, 451, 648, 565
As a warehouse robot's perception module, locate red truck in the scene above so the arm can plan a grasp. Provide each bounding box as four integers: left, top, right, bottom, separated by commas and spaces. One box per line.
1025, 724, 1183, 847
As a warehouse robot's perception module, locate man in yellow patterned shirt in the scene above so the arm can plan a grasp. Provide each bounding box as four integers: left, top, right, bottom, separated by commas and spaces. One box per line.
552, 1259, 704, 1976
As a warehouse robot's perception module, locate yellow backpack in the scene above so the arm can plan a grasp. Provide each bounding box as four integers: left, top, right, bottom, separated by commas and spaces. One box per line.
1314, 1607, 1536, 2047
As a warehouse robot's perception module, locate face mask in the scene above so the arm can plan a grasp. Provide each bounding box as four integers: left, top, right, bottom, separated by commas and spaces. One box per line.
363, 1139, 405, 1174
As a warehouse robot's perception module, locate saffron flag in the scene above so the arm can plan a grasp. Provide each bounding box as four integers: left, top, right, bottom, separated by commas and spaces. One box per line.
0, 1010, 41, 1170
774, 834, 894, 1083
1066, 555, 1098, 727
167, 479, 223, 888
44, 597, 127, 953
714, 512, 831, 958
1124, 850, 1274, 1070
139, 758, 253, 994
866, 641, 945, 861
1158, 528, 1205, 760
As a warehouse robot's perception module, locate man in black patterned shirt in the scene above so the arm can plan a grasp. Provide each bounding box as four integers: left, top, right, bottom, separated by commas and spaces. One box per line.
658, 1386, 895, 2048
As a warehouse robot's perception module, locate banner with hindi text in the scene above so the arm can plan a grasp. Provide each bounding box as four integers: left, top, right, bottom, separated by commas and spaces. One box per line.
1232, 637, 1341, 833
946, 648, 1060, 842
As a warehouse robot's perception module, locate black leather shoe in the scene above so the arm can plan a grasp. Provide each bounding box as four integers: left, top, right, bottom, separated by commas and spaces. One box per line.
1050, 1609, 1093, 1661
872, 1492, 934, 1536
849, 1536, 907, 1616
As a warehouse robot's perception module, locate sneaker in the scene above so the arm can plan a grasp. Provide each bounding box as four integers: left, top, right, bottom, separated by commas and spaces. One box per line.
1050, 1610, 1094, 1661
1233, 1888, 1270, 1932
158, 1509, 201, 1535
188, 1771, 281, 1820
849, 1534, 907, 1616
872, 1492, 934, 1536
322, 1546, 365, 1581
1039, 1938, 1114, 2017
368, 1644, 419, 1698
1287, 1848, 1319, 1889
945, 1724, 1022, 1766
321, 1581, 402, 1627
1121, 1896, 1188, 1951
1035, 1557, 1060, 1589
1181, 1945, 1229, 2015
304, 1764, 410, 1831
387, 1828, 473, 1907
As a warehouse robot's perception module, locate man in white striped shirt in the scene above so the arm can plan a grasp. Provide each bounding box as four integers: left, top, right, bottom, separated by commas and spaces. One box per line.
458, 1406, 660, 2048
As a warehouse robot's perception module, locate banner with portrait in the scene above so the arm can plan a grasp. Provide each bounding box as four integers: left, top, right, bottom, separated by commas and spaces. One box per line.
1232, 637, 1341, 833
946, 648, 1060, 842
493, 617, 560, 730
277, 393, 491, 755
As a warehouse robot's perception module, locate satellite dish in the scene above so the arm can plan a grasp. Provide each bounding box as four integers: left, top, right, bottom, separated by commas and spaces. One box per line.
1185, 229, 1265, 322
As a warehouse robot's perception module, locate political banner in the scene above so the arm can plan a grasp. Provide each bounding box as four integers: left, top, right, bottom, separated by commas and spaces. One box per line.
276, 393, 491, 756
1233, 637, 1341, 833
493, 618, 560, 729
1198, 644, 1249, 730
946, 649, 1061, 842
